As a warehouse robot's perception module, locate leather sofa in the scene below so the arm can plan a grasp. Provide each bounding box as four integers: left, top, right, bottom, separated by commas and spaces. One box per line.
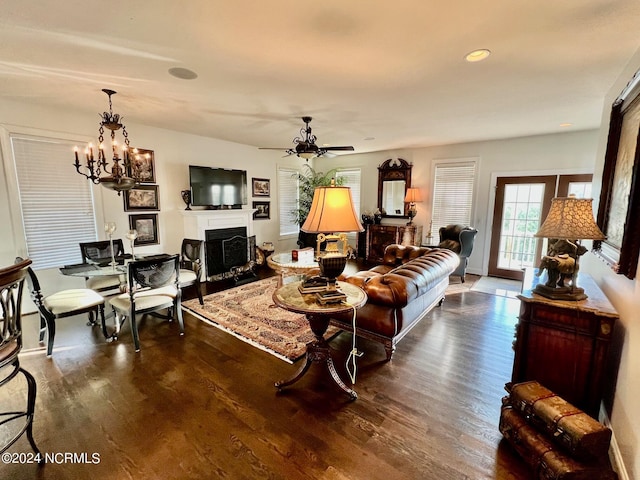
332, 244, 459, 360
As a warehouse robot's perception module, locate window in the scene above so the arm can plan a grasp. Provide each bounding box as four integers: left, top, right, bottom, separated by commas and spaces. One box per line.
431, 159, 477, 237
277, 167, 299, 236
336, 168, 361, 216
11, 135, 97, 270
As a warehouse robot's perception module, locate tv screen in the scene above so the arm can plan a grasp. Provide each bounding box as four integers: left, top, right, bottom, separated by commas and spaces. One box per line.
189, 165, 247, 208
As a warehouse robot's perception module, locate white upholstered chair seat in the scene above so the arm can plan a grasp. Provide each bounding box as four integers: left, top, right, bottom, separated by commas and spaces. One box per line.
86, 275, 122, 292
110, 285, 178, 312
178, 269, 197, 284
44, 288, 105, 315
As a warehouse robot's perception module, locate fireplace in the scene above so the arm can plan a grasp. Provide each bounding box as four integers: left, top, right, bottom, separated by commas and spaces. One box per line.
205, 227, 248, 277
182, 209, 255, 280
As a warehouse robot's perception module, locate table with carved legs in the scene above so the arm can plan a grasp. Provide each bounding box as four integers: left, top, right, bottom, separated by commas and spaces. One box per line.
272, 280, 367, 400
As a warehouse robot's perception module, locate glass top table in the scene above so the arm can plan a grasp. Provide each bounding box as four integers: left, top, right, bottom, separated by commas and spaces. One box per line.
272, 280, 367, 400
267, 252, 320, 285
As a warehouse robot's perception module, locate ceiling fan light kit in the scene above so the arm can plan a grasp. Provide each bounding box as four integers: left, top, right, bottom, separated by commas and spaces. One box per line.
260, 116, 354, 160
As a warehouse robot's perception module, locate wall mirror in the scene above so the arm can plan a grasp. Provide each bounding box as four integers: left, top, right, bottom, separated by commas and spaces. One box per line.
377, 158, 412, 217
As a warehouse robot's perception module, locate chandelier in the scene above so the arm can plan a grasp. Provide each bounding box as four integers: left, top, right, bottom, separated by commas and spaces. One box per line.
73, 89, 139, 194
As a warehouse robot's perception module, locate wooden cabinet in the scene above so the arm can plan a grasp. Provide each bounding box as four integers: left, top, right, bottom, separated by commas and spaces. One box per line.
365, 224, 422, 263
512, 270, 618, 418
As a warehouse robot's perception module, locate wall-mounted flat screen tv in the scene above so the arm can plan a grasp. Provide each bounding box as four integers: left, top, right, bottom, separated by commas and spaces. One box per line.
189, 165, 247, 208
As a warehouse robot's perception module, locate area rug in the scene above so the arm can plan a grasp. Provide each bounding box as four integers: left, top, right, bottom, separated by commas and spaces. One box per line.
181, 276, 340, 364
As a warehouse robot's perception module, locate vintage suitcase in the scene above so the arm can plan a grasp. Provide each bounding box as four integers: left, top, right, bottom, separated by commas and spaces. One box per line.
505, 381, 612, 462
500, 405, 618, 480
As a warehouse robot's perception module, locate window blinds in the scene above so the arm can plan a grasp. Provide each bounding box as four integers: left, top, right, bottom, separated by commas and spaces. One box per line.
277, 167, 299, 236
431, 160, 476, 238
12, 135, 97, 270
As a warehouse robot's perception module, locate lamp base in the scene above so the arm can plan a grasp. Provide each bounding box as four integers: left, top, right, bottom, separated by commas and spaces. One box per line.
533, 283, 587, 301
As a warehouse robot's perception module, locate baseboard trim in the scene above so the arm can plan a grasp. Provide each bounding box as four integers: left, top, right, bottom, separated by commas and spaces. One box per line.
600, 405, 629, 480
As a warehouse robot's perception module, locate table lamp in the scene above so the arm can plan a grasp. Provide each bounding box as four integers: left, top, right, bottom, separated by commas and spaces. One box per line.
404, 187, 422, 225
301, 179, 364, 303
533, 196, 606, 300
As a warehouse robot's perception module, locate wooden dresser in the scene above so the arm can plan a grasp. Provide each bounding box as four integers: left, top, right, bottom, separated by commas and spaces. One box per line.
364, 224, 422, 263
512, 269, 618, 418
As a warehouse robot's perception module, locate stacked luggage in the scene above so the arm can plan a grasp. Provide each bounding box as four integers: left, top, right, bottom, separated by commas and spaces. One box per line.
500, 381, 618, 479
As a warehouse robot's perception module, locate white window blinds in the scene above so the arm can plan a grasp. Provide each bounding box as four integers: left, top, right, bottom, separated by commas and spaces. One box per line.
336, 168, 361, 216
431, 159, 477, 238
12, 135, 97, 270
278, 167, 299, 236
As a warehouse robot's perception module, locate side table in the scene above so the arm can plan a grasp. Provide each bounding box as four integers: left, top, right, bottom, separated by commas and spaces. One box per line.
512, 268, 618, 417
272, 280, 367, 399
267, 252, 320, 286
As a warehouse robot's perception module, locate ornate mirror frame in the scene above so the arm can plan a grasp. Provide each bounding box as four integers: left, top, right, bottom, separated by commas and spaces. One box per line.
377, 158, 412, 218
594, 68, 640, 280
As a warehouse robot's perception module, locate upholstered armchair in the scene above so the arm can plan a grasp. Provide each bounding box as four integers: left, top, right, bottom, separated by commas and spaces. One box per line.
438, 224, 478, 282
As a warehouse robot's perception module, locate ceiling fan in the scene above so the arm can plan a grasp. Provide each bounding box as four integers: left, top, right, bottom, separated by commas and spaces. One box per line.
259, 116, 354, 160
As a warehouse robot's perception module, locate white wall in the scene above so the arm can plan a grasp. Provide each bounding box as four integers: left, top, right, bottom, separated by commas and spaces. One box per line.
322, 129, 599, 276
582, 46, 640, 479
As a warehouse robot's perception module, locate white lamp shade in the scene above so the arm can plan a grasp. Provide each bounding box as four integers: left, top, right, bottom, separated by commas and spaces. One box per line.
301, 186, 364, 233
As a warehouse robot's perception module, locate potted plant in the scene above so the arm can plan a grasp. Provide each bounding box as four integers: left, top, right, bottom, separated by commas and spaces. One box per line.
292, 165, 344, 248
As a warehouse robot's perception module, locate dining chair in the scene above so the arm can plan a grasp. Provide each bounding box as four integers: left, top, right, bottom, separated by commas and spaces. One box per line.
179, 238, 204, 305
79, 239, 127, 293
19, 258, 107, 357
109, 254, 184, 352
0, 258, 42, 460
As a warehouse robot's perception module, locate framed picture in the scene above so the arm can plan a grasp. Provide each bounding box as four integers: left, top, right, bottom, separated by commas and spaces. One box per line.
252, 178, 270, 197
595, 68, 640, 279
129, 214, 159, 246
127, 148, 155, 183
123, 185, 160, 211
253, 201, 270, 220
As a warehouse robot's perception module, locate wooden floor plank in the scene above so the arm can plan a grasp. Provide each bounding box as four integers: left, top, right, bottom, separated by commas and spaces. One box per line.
1, 280, 534, 479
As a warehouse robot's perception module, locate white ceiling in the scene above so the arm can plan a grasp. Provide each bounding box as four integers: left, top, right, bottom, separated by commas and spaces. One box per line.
1, 1, 640, 154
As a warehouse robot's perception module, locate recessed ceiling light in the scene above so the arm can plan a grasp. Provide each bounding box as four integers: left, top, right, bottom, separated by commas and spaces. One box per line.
364, 137, 375, 141
168, 67, 198, 80
465, 49, 491, 63
559, 123, 573, 127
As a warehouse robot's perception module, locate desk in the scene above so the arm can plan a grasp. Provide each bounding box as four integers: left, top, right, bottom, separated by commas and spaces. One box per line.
272, 280, 367, 399
267, 252, 319, 285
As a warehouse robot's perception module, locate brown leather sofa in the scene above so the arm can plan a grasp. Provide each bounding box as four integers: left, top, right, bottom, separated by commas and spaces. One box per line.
332, 244, 459, 360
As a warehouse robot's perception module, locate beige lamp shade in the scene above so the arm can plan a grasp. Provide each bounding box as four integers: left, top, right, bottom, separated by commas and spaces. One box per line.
404, 187, 423, 203
535, 197, 606, 240
301, 185, 364, 234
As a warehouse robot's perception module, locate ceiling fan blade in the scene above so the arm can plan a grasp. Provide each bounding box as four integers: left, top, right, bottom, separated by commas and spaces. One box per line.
323, 146, 354, 151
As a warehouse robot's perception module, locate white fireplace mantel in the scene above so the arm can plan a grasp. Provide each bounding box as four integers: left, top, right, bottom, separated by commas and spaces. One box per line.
182, 209, 255, 240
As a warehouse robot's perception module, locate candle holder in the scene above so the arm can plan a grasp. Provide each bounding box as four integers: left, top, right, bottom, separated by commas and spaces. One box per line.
104, 222, 117, 267
126, 229, 138, 261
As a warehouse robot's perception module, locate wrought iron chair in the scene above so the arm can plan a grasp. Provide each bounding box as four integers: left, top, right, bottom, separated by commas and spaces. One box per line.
109, 254, 184, 352
179, 239, 203, 305
0, 258, 42, 460
20, 258, 107, 357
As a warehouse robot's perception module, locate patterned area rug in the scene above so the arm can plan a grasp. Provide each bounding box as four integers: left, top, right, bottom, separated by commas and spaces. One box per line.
182, 276, 340, 364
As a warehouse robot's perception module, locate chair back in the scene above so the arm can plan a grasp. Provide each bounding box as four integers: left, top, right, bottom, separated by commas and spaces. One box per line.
127, 254, 180, 294
80, 240, 126, 265
15, 257, 50, 320
0, 258, 32, 369
180, 239, 203, 276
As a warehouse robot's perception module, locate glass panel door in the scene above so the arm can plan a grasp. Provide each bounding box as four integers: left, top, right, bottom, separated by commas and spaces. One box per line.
488, 176, 556, 280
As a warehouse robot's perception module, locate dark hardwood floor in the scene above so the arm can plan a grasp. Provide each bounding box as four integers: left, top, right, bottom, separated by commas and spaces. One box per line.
2, 268, 534, 479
